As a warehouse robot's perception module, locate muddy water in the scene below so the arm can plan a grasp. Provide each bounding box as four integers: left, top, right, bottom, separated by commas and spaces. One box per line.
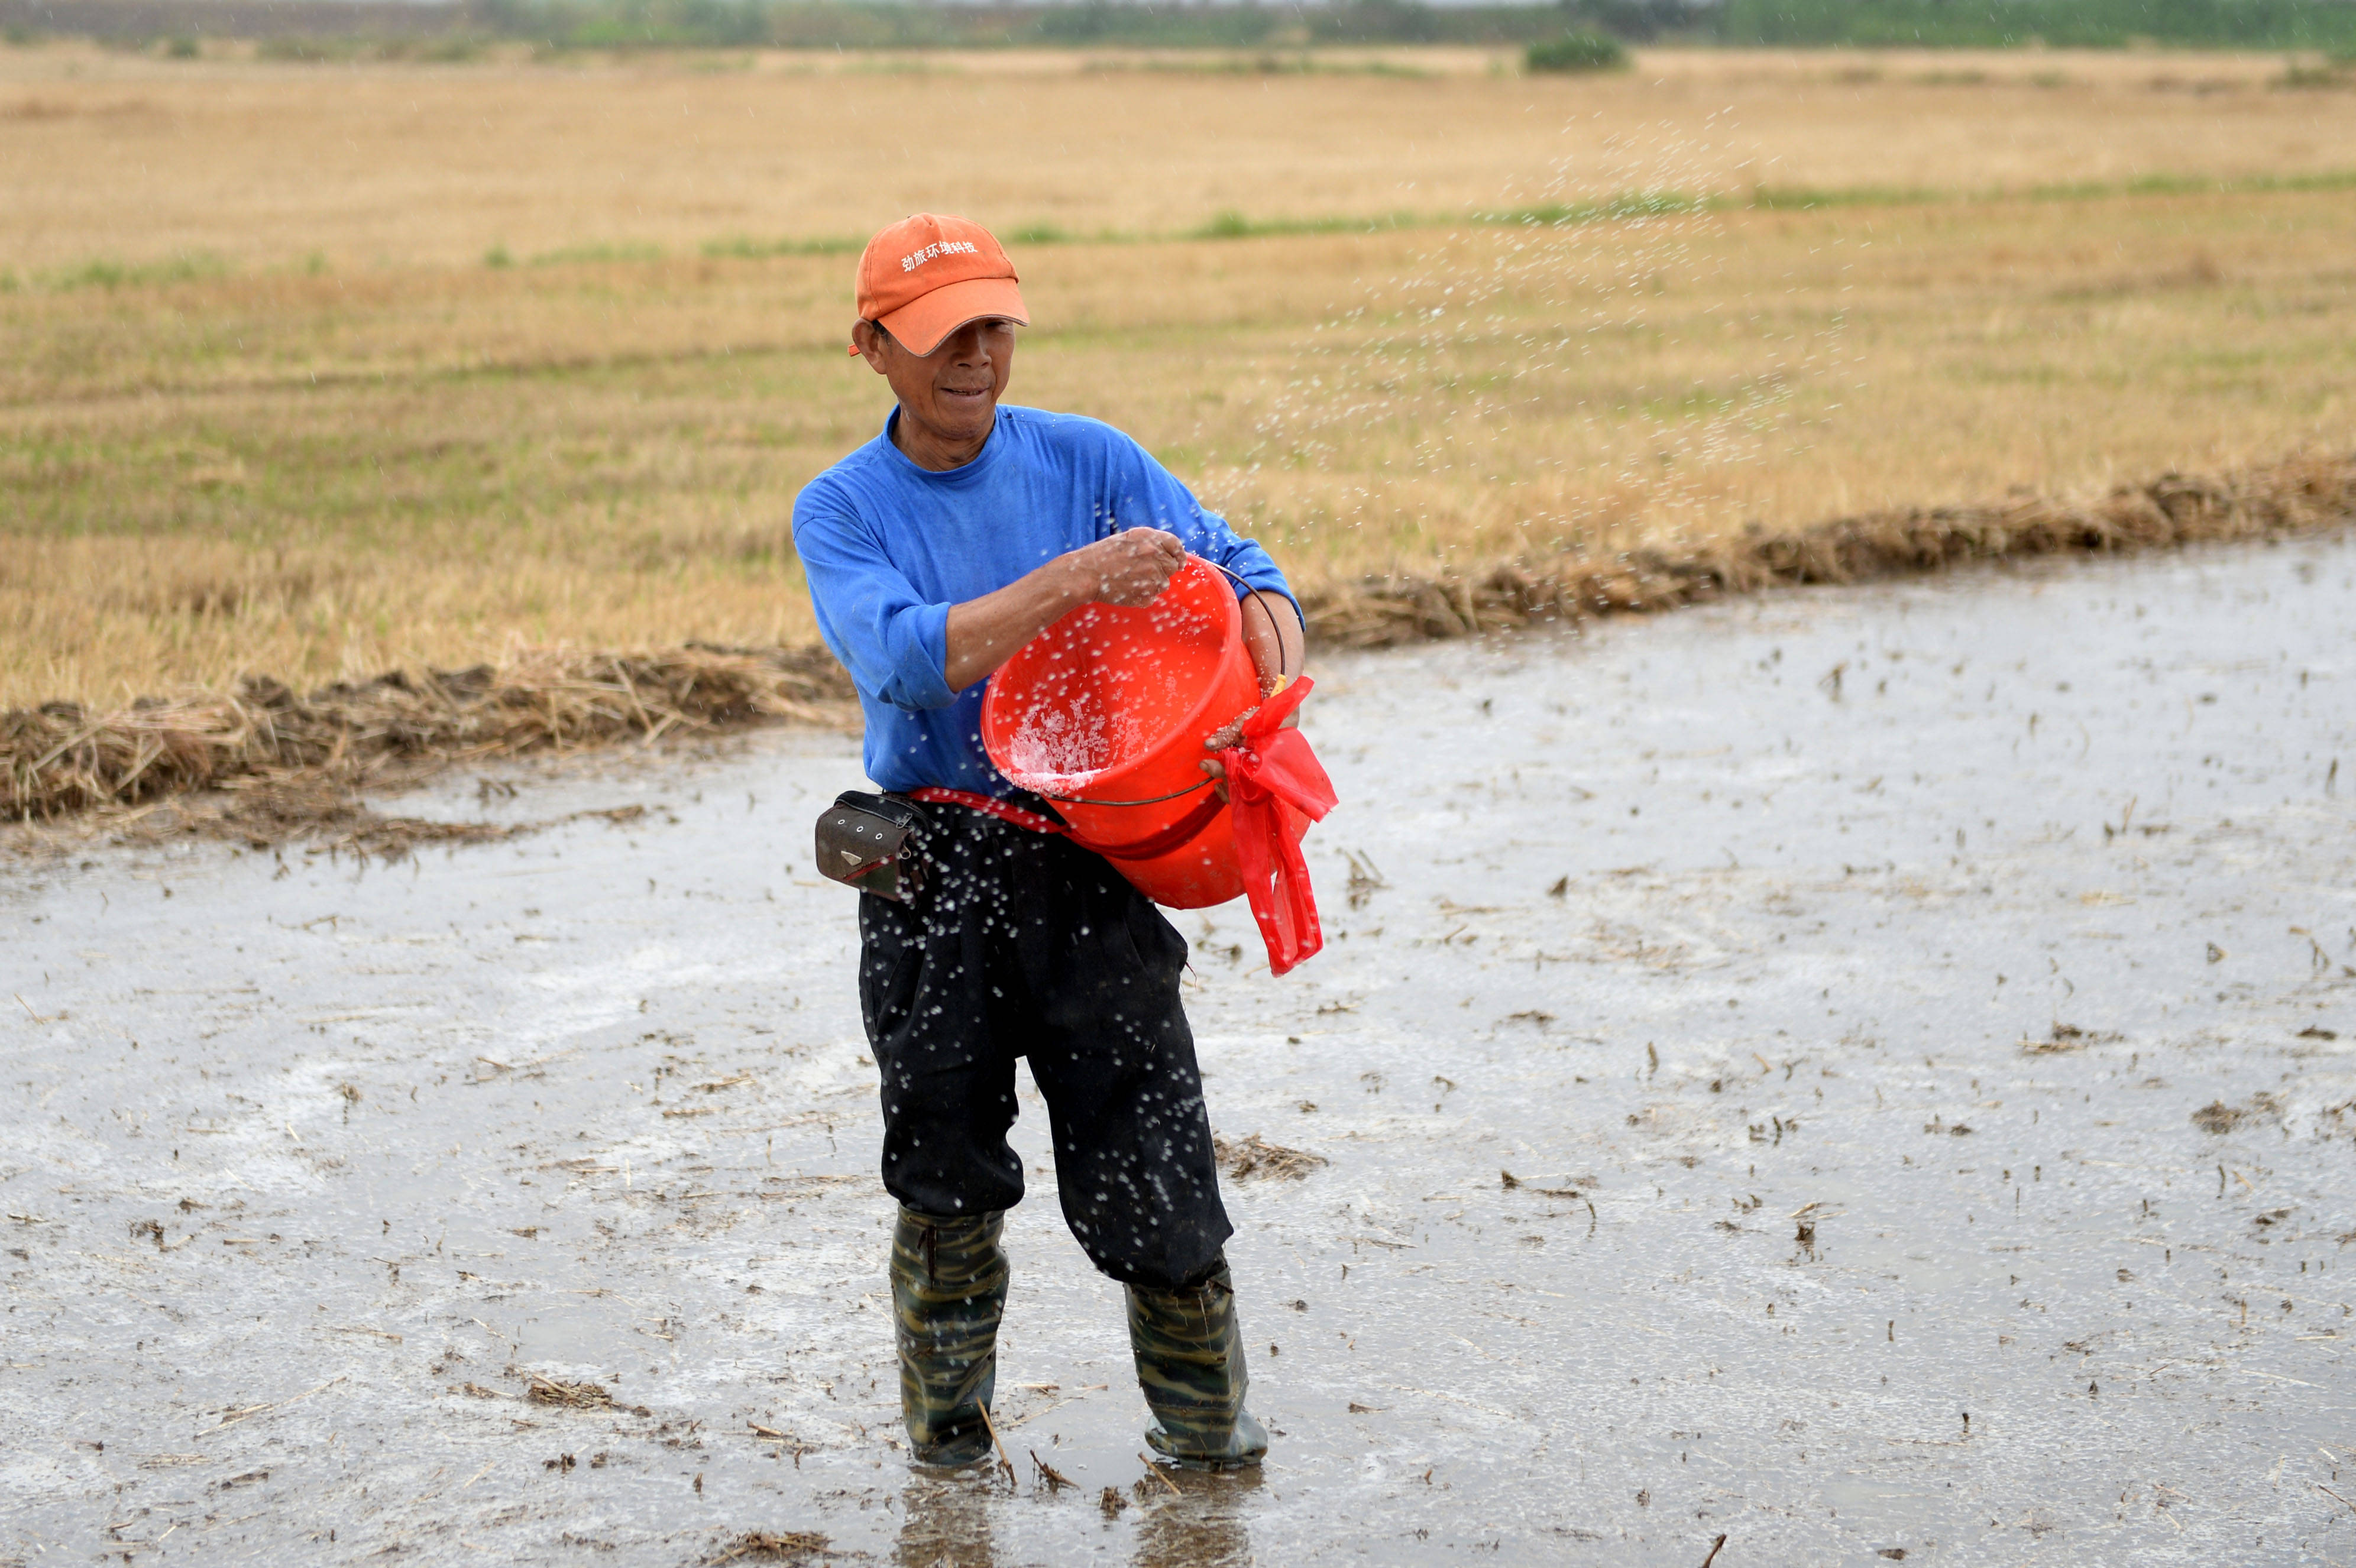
5, 539, 2354, 1566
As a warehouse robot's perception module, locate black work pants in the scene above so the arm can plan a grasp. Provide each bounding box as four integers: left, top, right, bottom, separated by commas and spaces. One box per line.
857, 802, 1232, 1290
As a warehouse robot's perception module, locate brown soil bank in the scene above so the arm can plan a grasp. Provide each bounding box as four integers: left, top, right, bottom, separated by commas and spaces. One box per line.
5, 451, 2350, 832
2, 645, 852, 828
1306, 449, 2356, 645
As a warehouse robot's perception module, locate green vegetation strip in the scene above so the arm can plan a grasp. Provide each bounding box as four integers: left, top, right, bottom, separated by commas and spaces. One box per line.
28, 0, 2353, 54
1746, 168, 2356, 212
725, 168, 2356, 251
12, 170, 2355, 297
1714, 0, 2356, 51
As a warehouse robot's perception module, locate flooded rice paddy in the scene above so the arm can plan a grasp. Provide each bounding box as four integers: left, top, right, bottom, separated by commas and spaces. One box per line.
4, 537, 2354, 1566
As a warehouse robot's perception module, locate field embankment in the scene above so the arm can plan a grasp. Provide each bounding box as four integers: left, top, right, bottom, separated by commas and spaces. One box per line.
9, 452, 2349, 834
4, 46, 2354, 825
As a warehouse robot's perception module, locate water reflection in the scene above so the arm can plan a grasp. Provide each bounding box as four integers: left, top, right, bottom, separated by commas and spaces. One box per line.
891, 1467, 1259, 1568
1131, 1467, 1260, 1568
893, 1474, 997, 1568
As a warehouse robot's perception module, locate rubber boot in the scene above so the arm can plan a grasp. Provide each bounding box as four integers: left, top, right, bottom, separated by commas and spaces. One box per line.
889, 1206, 1007, 1468
1126, 1262, 1268, 1470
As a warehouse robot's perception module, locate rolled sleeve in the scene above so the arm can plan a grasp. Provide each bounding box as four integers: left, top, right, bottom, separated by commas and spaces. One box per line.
876, 601, 956, 711
1205, 535, 1300, 627
792, 493, 959, 712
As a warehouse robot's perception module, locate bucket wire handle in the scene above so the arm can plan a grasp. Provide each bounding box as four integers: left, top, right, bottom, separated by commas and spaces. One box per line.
1203, 555, 1296, 682
1030, 550, 1297, 809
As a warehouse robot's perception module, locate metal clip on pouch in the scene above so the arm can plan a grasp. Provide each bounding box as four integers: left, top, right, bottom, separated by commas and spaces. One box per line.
815, 791, 930, 902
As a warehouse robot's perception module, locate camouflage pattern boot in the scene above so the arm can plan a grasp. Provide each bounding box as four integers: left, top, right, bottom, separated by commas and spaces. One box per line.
890, 1206, 1007, 1468
1126, 1262, 1269, 1470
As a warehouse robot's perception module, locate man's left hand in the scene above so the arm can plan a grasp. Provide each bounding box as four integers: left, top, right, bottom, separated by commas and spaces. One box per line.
1200, 695, 1300, 804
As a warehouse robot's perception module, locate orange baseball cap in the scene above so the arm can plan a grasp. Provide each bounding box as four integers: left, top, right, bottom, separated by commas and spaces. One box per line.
851, 213, 1028, 357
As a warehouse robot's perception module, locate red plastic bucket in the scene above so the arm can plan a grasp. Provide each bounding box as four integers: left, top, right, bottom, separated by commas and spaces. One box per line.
980, 555, 1296, 909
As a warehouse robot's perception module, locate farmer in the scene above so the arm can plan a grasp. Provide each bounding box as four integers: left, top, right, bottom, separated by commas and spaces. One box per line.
792, 213, 1305, 1472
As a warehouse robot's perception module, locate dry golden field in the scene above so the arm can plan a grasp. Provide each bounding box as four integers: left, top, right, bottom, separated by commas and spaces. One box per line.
4, 42, 2354, 710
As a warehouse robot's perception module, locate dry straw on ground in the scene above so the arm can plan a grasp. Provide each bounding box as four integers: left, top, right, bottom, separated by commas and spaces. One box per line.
6, 50, 2354, 832
1302, 451, 2356, 646
4, 644, 850, 824
7, 44, 2346, 273
8, 50, 2356, 711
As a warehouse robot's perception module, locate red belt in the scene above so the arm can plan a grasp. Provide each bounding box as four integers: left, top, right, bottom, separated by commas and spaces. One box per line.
907, 786, 1227, 864
906, 787, 1065, 835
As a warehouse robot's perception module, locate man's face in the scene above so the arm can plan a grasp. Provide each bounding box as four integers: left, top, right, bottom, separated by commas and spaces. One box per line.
856, 317, 1017, 451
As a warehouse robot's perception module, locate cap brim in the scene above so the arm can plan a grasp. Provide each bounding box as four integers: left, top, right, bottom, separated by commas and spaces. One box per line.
876, 276, 1030, 357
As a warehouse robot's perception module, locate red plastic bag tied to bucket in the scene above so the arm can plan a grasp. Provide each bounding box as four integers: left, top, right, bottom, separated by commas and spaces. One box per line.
1215, 676, 1338, 977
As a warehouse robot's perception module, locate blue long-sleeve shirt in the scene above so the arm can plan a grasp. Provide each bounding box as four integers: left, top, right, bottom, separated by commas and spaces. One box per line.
792, 404, 1296, 795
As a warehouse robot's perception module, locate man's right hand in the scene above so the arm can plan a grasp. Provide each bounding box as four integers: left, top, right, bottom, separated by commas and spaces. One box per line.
1066, 528, 1185, 607
942, 527, 1187, 694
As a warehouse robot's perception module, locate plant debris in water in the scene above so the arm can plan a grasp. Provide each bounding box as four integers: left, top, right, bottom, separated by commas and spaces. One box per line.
524, 1373, 615, 1409
2192, 1090, 2287, 1134
1213, 1132, 1327, 1181
2021, 1022, 2121, 1054
710, 1530, 831, 1564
